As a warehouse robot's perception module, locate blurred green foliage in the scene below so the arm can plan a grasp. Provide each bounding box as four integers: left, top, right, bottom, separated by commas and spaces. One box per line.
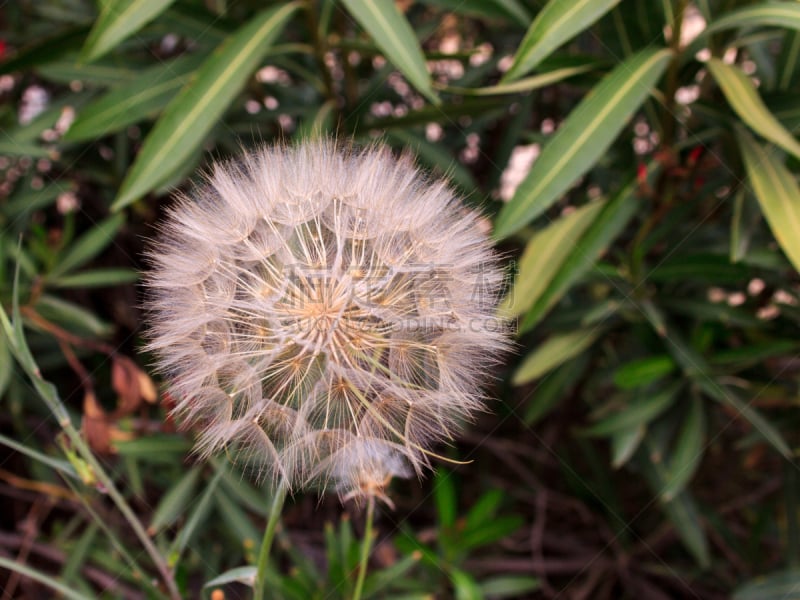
1, 0, 800, 598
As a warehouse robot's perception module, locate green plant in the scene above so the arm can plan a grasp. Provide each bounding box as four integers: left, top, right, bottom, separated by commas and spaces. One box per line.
2, 0, 800, 597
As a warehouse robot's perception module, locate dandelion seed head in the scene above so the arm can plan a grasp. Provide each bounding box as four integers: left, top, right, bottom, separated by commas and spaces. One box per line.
146, 140, 509, 503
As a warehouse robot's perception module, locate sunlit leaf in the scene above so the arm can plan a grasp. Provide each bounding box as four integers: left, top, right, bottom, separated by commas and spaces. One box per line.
737, 128, 800, 273
341, 0, 439, 104
81, 0, 178, 63
113, 3, 299, 210
494, 48, 671, 239
708, 59, 800, 160
513, 328, 601, 385
501, 0, 621, 82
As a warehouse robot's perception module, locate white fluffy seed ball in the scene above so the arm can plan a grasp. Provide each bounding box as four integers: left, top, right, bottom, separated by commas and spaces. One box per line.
145, 141, 509, 503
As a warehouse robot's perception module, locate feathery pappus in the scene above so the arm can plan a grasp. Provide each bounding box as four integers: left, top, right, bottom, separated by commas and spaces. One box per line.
145, 140, 509, 504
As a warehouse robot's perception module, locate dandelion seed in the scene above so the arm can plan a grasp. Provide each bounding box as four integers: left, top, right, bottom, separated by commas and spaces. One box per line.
145, 140, 509, 504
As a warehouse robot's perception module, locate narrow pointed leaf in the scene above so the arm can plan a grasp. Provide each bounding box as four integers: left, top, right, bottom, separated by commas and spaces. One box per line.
81, 0, 178, 63
0, 556, 91, 600
737, 128, 800, 272
640, 451, 711, 568
519, 172, 643, 331
148, 467, 202, 534
494, 48, 671, 239
610, 425, 645, 468
499, 199, 605, 318
448, 62, 596, 96
708, 59, 800, 160
419, 0, 531, 27
501, 0, 621, 82
64, 53, 205, 142
513, 328, 600, 385
733, 570, 800, 600
704, 2, 800, 38
583, 386, 679, 437
661, 399, 705, 501
49, 213, 126, 278
204, 566, 257, 589
113, 3, 299, 211
341, 0, 439, 104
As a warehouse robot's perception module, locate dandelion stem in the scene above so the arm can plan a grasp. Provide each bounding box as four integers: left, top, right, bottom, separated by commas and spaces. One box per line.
254, 484, 287, 600
352, 496, 376, 600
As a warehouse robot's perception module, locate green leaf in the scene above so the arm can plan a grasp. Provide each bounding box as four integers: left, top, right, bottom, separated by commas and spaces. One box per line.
513, 328, 600, 385
640, 452, 711, 568
451, 569, 483, 600
148, 467, 202, 535
0, 27, 89, 75
583, 385, 679, 437
61, 524, 99, 585
418, 0, 531, 27
499, 200, 606, 318
733, 571, 800, 600
737, 128, 800, 273
362, 552, 421, 598
113, 3, 299, 210
518, 173, 643, 331
113, 435, 192, 460
501, 0, 621, 82
204, 566, 257, 589
48, 268, 139, 288
464, 490, 504, 530
707, 59, 800, 161
494, 48, 671, 239
37, 56, 138, 86
0, 556, 92, 600
34, 295, 113, 338
341, 0, 439, 104
168, 467, 223, 564
0, 431, 78, 479
703, 2, 800, 39
523, 356, 587, 425
49, 213, 126, 278
613, 355, 676, 389
63, 53, 205, 142
660, 399, 705, 502
654, 315, 792, 459
0, 337, 11, 398
433, 469, 458, 528
480, 576, 541, 598
610, 424, 645, 469
80, 0, 178, 63
445, 62, 596, 96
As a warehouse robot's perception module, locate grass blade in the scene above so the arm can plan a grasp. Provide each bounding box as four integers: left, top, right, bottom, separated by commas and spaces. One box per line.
494, 48, 671, 239
737, 127, 800, 272
341, 0, 439, 104
113, 3, 299, 210
501, 0, 621, 82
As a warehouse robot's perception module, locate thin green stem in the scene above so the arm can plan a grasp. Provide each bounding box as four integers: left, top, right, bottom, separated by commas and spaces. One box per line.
352, 496, 376, 600
65, 428, 183, 600
254, 484, 288, 600
0, 264, 182, 600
